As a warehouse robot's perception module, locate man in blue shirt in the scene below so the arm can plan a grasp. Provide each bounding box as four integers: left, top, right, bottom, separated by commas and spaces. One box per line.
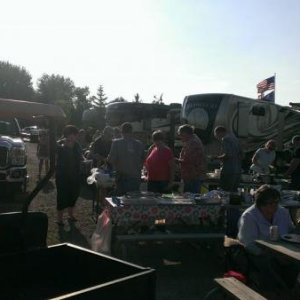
107, 122, 145, 196
214, 126, 243, 192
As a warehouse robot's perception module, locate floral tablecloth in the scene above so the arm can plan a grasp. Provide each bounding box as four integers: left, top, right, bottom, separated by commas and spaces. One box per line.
104, 197, 223, 228
92, 196, 225, 254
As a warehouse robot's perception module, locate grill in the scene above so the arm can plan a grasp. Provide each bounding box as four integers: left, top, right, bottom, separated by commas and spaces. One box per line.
0, 146, 8, 168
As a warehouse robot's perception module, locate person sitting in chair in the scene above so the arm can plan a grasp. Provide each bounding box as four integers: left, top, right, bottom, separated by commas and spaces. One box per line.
238, 184, 298, 296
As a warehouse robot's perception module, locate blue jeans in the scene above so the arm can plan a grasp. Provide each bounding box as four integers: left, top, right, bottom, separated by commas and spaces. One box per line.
183, 179, 202, 193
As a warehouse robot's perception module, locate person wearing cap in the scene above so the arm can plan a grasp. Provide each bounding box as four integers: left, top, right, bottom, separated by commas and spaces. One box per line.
250, 139, 276, 175
88, 126, 114, 167
107, 122, 145, 195
285, 135, 300, 190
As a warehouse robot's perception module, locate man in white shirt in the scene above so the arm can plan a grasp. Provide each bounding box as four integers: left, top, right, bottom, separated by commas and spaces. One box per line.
250, 140, 276, 175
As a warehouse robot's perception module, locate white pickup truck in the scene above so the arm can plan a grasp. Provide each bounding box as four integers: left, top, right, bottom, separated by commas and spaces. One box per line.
0, 118, 27, 194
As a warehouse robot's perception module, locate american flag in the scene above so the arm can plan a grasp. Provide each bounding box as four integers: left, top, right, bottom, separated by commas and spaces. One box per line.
262, 91, 275, 102
257, 76, 275, 93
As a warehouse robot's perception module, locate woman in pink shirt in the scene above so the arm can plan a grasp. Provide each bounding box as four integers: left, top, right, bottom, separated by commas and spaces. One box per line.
144, 130, 175, 193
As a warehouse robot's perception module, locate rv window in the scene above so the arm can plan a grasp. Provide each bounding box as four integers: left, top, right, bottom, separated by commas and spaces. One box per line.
251, 105, 265, 116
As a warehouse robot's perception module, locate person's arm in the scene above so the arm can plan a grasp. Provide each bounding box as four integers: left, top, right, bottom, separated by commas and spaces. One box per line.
216, 139, 230, 160
238, 213, 262, 256
285, 158, 300, 176
36, 142, 40, 155
252, 150, 260, 165
107, 141, 117, 167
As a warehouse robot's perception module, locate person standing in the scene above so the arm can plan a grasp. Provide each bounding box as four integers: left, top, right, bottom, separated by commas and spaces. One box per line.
55, 125, 83, 225
250, 140, 276, 175
37, 129, 49, 181
177, 124, 206, 193
88, 126, 114, 167
144, 130, 175, 193
285, 135, 300, 190
214, 126, 243, 192
107, 122, 144, 195
77, 129, 89, 151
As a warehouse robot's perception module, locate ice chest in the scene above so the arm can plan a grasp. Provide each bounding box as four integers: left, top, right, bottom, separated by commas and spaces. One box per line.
0, 243, 156, 299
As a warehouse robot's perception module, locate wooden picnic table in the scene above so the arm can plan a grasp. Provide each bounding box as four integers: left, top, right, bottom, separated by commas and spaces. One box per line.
255, 239, 300, 265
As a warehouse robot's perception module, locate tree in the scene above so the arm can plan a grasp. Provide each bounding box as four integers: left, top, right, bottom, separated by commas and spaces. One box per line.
92, 85, 107, 108
70, 86, 92, 126
0, 61, 34, 100
152, 93, 164, 104
133, 93, 142, 103
36, 74, 76, 121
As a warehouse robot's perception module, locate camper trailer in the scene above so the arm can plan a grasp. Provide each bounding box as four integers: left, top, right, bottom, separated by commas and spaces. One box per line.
105, 102, 181, 149
181, 93, 300, 156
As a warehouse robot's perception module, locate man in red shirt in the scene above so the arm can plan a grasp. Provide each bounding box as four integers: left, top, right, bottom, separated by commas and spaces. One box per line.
177, 124, 206, 193
144, 130, 174, 193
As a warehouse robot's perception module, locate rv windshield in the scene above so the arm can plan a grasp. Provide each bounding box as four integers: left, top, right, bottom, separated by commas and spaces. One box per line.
181, 94, 224, 143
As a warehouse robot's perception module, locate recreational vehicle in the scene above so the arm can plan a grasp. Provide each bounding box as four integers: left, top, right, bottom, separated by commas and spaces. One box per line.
105, 102, 181, 149
181, 93, 300, 157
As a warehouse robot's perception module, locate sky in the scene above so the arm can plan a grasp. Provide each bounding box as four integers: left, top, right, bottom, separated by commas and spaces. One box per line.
1, 0, 300, 106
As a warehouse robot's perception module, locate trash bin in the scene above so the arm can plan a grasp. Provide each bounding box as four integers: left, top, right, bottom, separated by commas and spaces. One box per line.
0, 243, 156, 299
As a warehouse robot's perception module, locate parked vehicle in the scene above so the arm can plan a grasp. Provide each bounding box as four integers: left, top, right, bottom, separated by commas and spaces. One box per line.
105, 102, 181, 150
0, 118, 27, 193
181, 93, 300, 157
21, 125, 40, 142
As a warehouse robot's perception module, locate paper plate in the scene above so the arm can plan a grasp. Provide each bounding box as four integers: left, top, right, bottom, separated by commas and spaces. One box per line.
281, 234, 300, 244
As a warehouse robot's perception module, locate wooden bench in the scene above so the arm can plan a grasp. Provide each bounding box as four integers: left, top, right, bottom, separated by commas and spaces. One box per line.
113, 232, 224, 257
214, 277, 266, 300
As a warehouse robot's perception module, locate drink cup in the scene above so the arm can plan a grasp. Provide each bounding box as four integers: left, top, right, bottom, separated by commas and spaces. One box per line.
269, 225, 279, 241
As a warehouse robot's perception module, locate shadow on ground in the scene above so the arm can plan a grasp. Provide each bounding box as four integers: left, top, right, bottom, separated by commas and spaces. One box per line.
57, 222, 90, 249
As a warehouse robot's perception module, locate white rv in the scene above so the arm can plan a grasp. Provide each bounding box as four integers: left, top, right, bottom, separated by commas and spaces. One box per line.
181, 93, 300, 156
105, 102, 181, 149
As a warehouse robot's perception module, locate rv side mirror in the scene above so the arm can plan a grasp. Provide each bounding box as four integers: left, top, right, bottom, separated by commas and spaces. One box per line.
251, 105, 265, 116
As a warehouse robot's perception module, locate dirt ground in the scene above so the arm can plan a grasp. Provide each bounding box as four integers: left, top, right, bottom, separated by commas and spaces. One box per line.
0, 141, 224, 300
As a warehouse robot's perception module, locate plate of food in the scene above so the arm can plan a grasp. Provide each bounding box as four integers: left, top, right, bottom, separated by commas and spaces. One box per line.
281, 234, 300, 244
